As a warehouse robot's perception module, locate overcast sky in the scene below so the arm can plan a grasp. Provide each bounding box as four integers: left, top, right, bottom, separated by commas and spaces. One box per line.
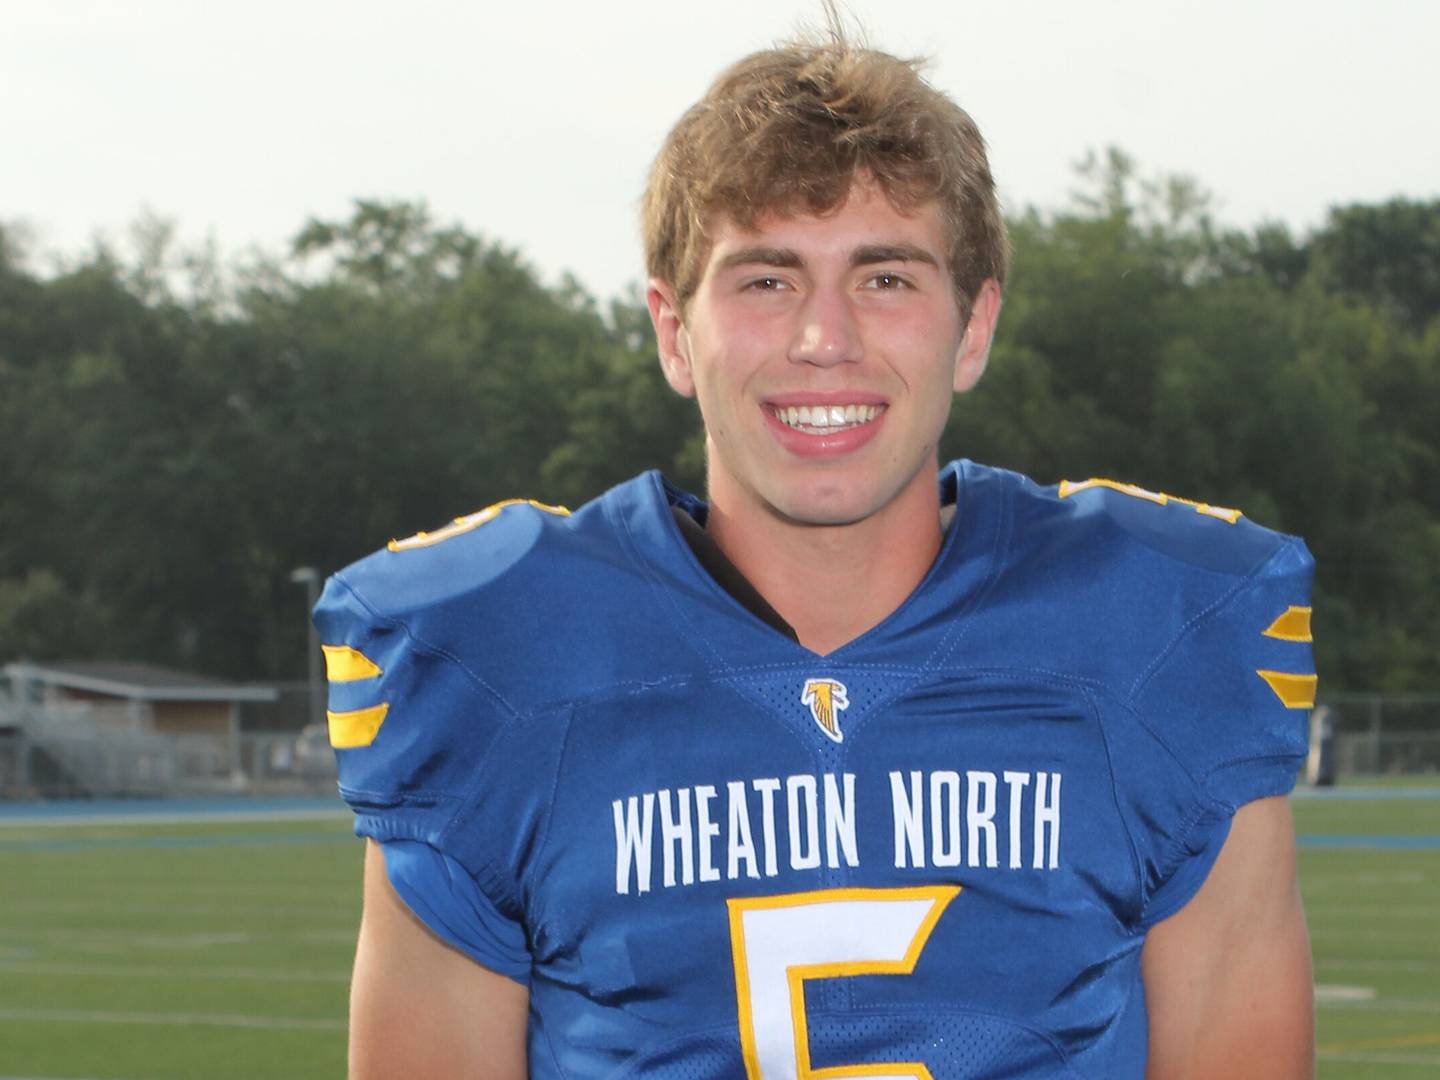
5, 0, 1436, 302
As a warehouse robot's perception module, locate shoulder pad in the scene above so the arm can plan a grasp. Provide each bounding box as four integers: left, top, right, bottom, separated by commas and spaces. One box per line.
334, 498, 575, 619
1044, 476, 1290, 577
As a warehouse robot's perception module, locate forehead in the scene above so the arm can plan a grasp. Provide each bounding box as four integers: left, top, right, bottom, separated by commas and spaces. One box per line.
701, 182, 948, 269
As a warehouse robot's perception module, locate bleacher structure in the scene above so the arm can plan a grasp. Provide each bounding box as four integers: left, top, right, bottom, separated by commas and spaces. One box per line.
0, 661, 288, 798
1, 661, 1434, 797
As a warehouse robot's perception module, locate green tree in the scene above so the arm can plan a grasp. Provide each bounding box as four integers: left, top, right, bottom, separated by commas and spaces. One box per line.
2, 181, 1433, 692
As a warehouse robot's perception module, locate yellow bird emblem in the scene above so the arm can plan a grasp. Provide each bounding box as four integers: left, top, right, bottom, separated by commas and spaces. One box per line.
801, 678, 850, 743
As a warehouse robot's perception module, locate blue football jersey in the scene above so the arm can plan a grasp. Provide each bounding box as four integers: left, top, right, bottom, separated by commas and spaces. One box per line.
316, 460, 1316, 1079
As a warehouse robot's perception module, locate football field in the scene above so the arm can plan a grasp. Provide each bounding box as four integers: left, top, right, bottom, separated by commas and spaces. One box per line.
1297, 784, 1440, 1074
0, 788, 1435, 1078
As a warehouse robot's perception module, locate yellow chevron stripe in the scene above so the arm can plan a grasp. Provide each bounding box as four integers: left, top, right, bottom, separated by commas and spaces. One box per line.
1256, 670, 1318, 709
1263, 606, 1313, 642
321, 644, 382, 682
327, 703, 389, 748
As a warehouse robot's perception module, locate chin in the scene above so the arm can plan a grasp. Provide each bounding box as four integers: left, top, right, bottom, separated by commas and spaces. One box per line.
764, 485, 888, 529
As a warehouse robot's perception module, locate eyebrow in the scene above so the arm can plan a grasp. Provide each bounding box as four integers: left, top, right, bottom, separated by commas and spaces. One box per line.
714, 243, 941, 273
714, 246, 804, 272
851, 244, 940, 269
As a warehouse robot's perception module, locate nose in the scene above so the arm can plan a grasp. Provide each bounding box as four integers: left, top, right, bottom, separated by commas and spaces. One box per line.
787, 287, 862, 367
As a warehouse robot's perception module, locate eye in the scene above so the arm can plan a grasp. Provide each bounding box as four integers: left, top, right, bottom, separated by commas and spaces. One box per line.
863, 271, 912, 291
744, 275, 789, 292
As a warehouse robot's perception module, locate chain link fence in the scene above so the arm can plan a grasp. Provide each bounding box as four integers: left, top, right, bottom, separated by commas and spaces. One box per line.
1320, 692, 1440, 778
4, 684, 1437, 799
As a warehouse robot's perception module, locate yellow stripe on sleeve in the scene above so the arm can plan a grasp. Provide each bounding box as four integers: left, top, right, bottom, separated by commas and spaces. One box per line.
1256, 670, 1318, 709
1262, 606, 1313, 642
321, 644, 382, 682
327, 703, 389, 748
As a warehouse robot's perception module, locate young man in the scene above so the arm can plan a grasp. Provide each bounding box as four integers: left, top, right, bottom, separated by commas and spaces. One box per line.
317, 30, 1316, 1080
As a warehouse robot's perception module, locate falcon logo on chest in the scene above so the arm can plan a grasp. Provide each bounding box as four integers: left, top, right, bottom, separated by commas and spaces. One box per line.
801, 678, 849, 743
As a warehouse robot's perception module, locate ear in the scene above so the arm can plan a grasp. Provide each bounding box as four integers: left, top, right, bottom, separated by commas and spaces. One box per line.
647, 278, 695, 397
952, 278, 1003, 394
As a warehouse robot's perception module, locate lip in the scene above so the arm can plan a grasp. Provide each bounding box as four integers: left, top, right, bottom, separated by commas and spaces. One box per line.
761, 401, 887, 458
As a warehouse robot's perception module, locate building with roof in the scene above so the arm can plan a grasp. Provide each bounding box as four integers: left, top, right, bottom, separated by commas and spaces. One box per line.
1, 661, 278, 798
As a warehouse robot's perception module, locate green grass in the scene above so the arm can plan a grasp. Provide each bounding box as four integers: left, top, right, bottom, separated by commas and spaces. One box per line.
0, 815, 359, 1080
1295, 792, 1440, 1076
1318, 773, 1440, 789
0, 794, 1435, 1078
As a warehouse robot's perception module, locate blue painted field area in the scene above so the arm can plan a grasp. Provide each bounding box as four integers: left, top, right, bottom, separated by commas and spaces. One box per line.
0, 829, 355, 854
1293, 785, 1440, 800
0, 793, 346, 826
1300, 834, 1440, 849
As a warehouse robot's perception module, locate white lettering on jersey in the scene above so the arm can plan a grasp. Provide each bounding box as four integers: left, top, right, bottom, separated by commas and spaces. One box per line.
753, 777, 781, 878
659, 787, 694, 887
823, 772, 858, 869
1003, 771, 1031, 869
614, 768, 1063, 895
695, 785, 721, 883
726, 780, 760, 881
787, 774, 821, 871
930, 770, 962, 868
612, 793, 655, 895
1034, 771, 1062, 870
887, 768, 1063, 876
890, 770, 925, 869
967, 770, 998, 869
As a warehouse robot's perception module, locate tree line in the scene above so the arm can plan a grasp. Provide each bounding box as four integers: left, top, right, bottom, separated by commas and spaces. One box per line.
1, 151, 1435, 692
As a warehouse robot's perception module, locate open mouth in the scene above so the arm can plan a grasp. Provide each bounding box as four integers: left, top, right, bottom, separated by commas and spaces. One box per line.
769, 403, 885, 435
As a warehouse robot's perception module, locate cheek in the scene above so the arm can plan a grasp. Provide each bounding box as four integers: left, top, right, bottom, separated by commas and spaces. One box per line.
689, 367, 742, 441
895, 341, 963, 400
869, 307, 963, 381
690, 336, 766, 408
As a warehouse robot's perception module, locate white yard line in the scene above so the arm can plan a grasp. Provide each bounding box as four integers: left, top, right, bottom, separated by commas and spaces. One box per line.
0, 1007, 344, 1031
1317, 959, 1437, 974
0, 927, 350, 946
1316, 1051, 1440, 1066
0, 929, 253, 947
1307, 905, 1440, 919
1313, 984, 1377, 1003
1315, 998, 1440, 1014
0, 961, 347, 983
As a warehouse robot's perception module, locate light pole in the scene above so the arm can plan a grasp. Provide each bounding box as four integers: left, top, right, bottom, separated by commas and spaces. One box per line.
289, 566, 322, 727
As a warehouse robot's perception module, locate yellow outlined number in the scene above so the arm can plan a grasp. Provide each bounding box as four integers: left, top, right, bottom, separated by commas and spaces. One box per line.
1057, 477, 1242, 524
387, 498, 570, 552
728, 886, 960, 1080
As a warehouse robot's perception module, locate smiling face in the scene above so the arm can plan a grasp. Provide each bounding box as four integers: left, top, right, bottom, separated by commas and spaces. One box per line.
649, 179, 1001, 531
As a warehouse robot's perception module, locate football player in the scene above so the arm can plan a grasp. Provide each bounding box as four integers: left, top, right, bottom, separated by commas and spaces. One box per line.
318, 24, 1316, 1080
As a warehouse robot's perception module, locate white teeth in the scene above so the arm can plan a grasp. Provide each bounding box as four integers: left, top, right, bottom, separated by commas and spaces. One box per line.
775, 403, 883, 432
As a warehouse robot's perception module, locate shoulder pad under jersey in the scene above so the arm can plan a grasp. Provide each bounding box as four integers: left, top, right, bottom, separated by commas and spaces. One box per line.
1045, 475, 1288, 576
336, 497, 577, 620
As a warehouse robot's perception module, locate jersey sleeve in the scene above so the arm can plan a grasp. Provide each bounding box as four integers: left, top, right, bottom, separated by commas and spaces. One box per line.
379, 839, 532, 982
1123, 537, 1315, 926
313, 571, 534, 980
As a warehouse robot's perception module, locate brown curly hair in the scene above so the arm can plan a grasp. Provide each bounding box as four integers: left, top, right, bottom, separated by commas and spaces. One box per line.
641, 29, 1008, 316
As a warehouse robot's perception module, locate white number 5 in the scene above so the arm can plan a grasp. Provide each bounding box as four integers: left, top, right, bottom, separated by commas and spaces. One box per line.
727, 885, 960, 1080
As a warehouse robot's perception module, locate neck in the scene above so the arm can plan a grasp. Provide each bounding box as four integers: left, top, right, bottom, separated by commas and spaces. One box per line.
706, 466, 944, 655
